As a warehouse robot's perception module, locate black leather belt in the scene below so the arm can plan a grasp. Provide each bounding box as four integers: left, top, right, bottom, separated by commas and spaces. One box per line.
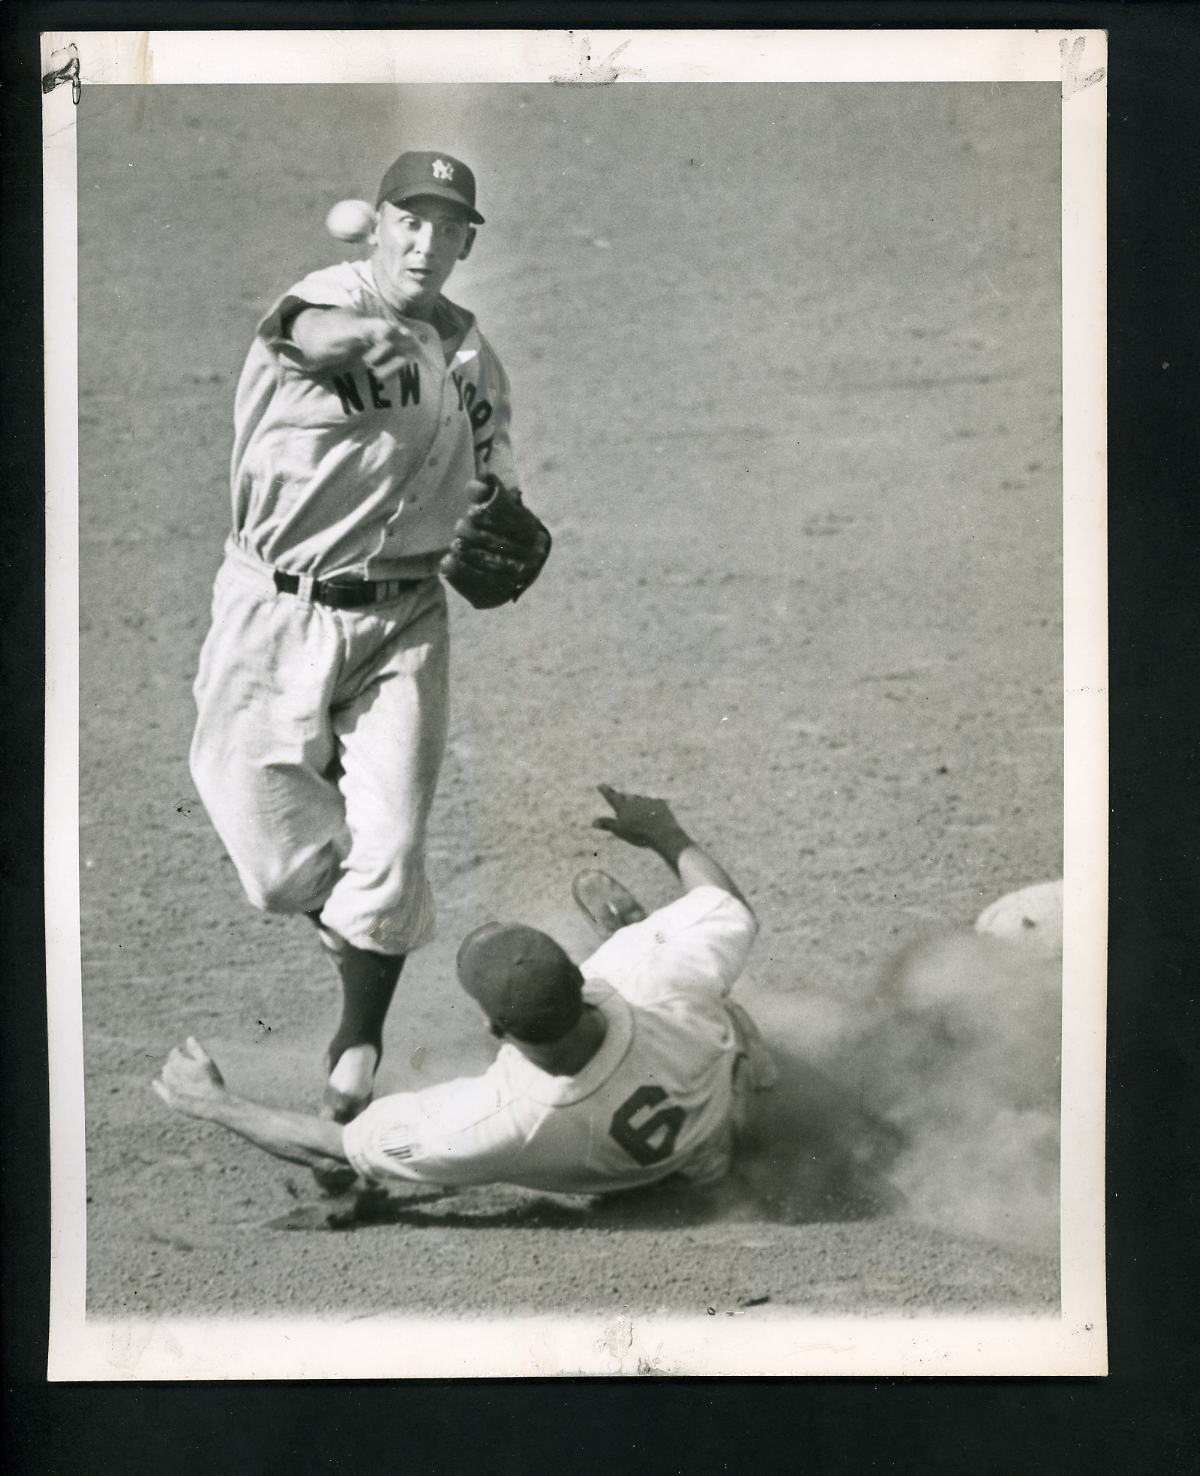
273, 570, 425, 610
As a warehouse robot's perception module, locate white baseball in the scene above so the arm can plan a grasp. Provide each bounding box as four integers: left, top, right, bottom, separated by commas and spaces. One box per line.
325, 199, 378, 242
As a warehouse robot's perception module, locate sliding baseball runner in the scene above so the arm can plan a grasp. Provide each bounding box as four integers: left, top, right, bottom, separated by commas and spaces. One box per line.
157, 787, 777, 1197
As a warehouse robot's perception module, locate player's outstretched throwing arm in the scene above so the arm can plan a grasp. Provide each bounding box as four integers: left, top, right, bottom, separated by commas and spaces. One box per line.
286, 308, 420, 380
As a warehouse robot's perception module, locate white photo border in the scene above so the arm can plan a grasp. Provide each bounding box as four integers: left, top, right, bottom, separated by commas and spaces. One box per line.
43, 26, 1108, 1380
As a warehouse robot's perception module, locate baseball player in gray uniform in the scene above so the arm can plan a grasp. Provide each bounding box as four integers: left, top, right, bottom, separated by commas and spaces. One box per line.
189, 151, 551, 1136
155, 787, 777, 1198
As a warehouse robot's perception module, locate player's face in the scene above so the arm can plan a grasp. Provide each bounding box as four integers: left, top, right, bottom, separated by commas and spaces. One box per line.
372, 198, 475, 318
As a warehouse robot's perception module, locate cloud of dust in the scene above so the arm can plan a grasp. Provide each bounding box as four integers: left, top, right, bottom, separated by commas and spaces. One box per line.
726, 930, 1061, 1254
848, 932, 1061, 1253
717, 1044, 906, 1227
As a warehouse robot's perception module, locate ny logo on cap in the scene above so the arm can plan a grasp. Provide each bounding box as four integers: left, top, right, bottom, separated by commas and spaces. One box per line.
431, 158, 454, 181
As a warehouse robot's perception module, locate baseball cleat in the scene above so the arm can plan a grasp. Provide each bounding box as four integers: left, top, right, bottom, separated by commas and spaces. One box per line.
313, 1044, 379, 1194
320, 1043, 379, 1122
572, 869, 648, 939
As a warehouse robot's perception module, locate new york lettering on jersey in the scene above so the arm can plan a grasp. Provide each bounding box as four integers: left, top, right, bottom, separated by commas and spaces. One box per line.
230, 258, 520, 578
323, 359, 497, 465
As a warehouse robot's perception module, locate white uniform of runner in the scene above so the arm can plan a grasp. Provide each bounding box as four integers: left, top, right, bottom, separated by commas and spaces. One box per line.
190, 259, 516, 954
343, 886, 767, 1193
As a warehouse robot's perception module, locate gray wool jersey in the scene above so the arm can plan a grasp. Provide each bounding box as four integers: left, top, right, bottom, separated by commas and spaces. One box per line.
229, 258, 519, 583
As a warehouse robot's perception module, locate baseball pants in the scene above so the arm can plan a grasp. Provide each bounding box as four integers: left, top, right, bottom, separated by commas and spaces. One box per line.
189, 543, 449, 956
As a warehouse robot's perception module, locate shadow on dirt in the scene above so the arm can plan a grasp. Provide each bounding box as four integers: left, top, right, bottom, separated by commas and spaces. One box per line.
270, 1049, 906, 1233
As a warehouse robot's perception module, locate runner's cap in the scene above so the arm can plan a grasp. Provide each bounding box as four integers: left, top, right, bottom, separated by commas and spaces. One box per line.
456, 924, 584, 1043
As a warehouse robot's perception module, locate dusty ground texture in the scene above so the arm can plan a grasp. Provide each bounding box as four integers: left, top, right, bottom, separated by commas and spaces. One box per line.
75, 83, 1062, 1329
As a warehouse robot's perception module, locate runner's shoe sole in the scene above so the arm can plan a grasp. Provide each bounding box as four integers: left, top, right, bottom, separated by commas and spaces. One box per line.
571, 869, 648, 939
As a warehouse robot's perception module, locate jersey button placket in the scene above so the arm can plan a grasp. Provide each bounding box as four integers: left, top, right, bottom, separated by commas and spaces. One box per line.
421, 342, 458, 471
373, 329, 441, 564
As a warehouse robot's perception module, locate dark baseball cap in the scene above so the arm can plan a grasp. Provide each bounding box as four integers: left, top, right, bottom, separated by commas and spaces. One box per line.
376, 151, 485, 224
456, 923, 584, 1043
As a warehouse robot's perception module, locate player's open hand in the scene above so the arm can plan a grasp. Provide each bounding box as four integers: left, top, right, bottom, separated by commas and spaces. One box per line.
592, 784, 687, 851
153, 1036, 227, 1118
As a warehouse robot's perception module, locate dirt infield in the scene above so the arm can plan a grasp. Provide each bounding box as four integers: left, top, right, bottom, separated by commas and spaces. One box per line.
76, 81, 1062, 1327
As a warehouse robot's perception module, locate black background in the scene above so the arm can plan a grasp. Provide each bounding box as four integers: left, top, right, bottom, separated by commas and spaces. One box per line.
3, 2, 1197, 1470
